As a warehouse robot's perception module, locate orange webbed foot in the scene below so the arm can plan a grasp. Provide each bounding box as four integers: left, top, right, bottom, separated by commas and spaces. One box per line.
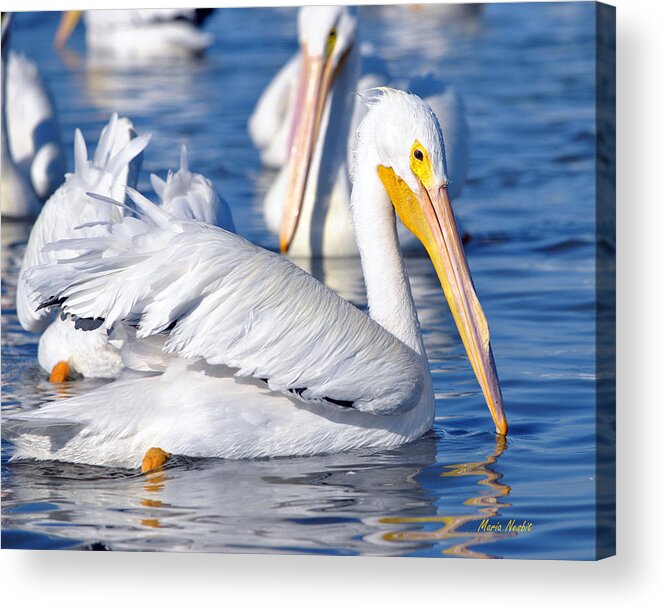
141, 447, 172, 473
49, 361, 71, 383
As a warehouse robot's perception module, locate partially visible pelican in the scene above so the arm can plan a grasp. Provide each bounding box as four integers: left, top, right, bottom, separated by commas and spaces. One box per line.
11, 90, 506, 471
249, 6, 468, 257
248, 51, 301, 169
1, 17, 39, 220
361, 3, 484, 22
16, 114, 150, 381
16, 127, 235, 383
1, 14, 64, 218
150, 144, 235, 232
6, 53, 66, 201
55, 9, 215, 60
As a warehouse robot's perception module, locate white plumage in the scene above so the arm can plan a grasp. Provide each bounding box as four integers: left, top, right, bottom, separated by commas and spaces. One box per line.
9, 90, 506, 469
150, 144, 235, 232
13, 188, 428, 468
1, 16, 64, 219
247, 53, 300, 169
1, 111, 40, 220
37, 315, 123, 380
15, 120, 237, 382
30, 190, 423, 415
5, 52, 66, 201
16, 114, 150, 379
55, 9, 214, 61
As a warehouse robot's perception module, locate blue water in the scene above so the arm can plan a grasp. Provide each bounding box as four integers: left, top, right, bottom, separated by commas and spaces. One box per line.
1, 3, 608, 558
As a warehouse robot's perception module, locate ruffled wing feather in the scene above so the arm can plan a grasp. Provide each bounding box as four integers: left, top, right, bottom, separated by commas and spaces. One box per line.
26, 190, 424, 416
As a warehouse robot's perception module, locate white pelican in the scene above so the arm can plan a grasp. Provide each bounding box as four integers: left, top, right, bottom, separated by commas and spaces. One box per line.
1, 83, 40, 219
16, 114, 151, 382
17, 129, 235, 383
54, 9, 215, 60
150, 144, 235, 232
249, 6, 469, 257
1, 15, 40, 219
5, 53, 66, 204
361, 3, 484, 22
2, 14, 65, 205
11, 90, 506, 471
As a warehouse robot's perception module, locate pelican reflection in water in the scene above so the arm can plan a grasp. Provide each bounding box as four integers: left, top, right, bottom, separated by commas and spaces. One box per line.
2, 435, 439, 554
2, 433, 512, 556
375, 435, 514, 559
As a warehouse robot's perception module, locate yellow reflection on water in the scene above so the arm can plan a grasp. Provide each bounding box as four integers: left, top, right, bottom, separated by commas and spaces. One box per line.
379, 436, 514, 558
139, 470, 169, 528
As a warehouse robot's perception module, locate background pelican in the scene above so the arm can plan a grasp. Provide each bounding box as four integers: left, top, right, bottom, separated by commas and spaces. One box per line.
6, 53, 65, 201
1, 23, 39, 219
16, 115, 150, 382
55, 9, 215, 61
11, 90, 505, 471
1, 14, 64, 218
361, 3, 485, 22
249, 6, 468, 257
151, 144, 235, 232
16, 125, 234, 383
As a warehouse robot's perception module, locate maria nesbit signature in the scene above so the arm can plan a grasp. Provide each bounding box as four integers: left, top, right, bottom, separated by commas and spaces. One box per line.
477, 519, 533, 533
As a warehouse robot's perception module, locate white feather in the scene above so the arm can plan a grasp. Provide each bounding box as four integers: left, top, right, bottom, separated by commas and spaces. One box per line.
7, 91, 495, 468
1, 49, 40, 219
16, 115, 148, 333
26, 190, 424, 416
151, 144, 235, 231
7, 363, 430, 469
15, 114, 149, 384
5, 52, 66, 201
37, 315, 122, 379
248, 52, 301, 168
81, 9, 213, 61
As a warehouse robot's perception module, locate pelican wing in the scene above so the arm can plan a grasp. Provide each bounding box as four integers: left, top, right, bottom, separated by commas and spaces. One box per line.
151, 144, 235, 231
16, 114, 150, 333
25, 191, 424, 417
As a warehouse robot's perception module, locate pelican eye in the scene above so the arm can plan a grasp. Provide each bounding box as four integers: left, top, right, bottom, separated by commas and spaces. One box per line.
326, 27, 337, 57
410, 140, 434, 188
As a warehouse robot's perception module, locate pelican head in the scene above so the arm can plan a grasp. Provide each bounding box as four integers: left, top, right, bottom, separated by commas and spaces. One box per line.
280, 6, 358, 252
356, 89, 507, 435
298, 5, 357, 70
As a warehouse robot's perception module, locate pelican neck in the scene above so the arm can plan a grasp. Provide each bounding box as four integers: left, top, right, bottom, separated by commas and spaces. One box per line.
350, 157, 426, 359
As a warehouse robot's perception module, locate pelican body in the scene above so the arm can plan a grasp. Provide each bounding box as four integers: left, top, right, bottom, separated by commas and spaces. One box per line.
6, 53, 66, 202
10, 90, 505, 470
16, 114, 150, 381
1, 14, 65, 219
250, 6, 469, 257
16, 122, 233, 383
151, 144, 235, 232
55, 9, 215, 60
